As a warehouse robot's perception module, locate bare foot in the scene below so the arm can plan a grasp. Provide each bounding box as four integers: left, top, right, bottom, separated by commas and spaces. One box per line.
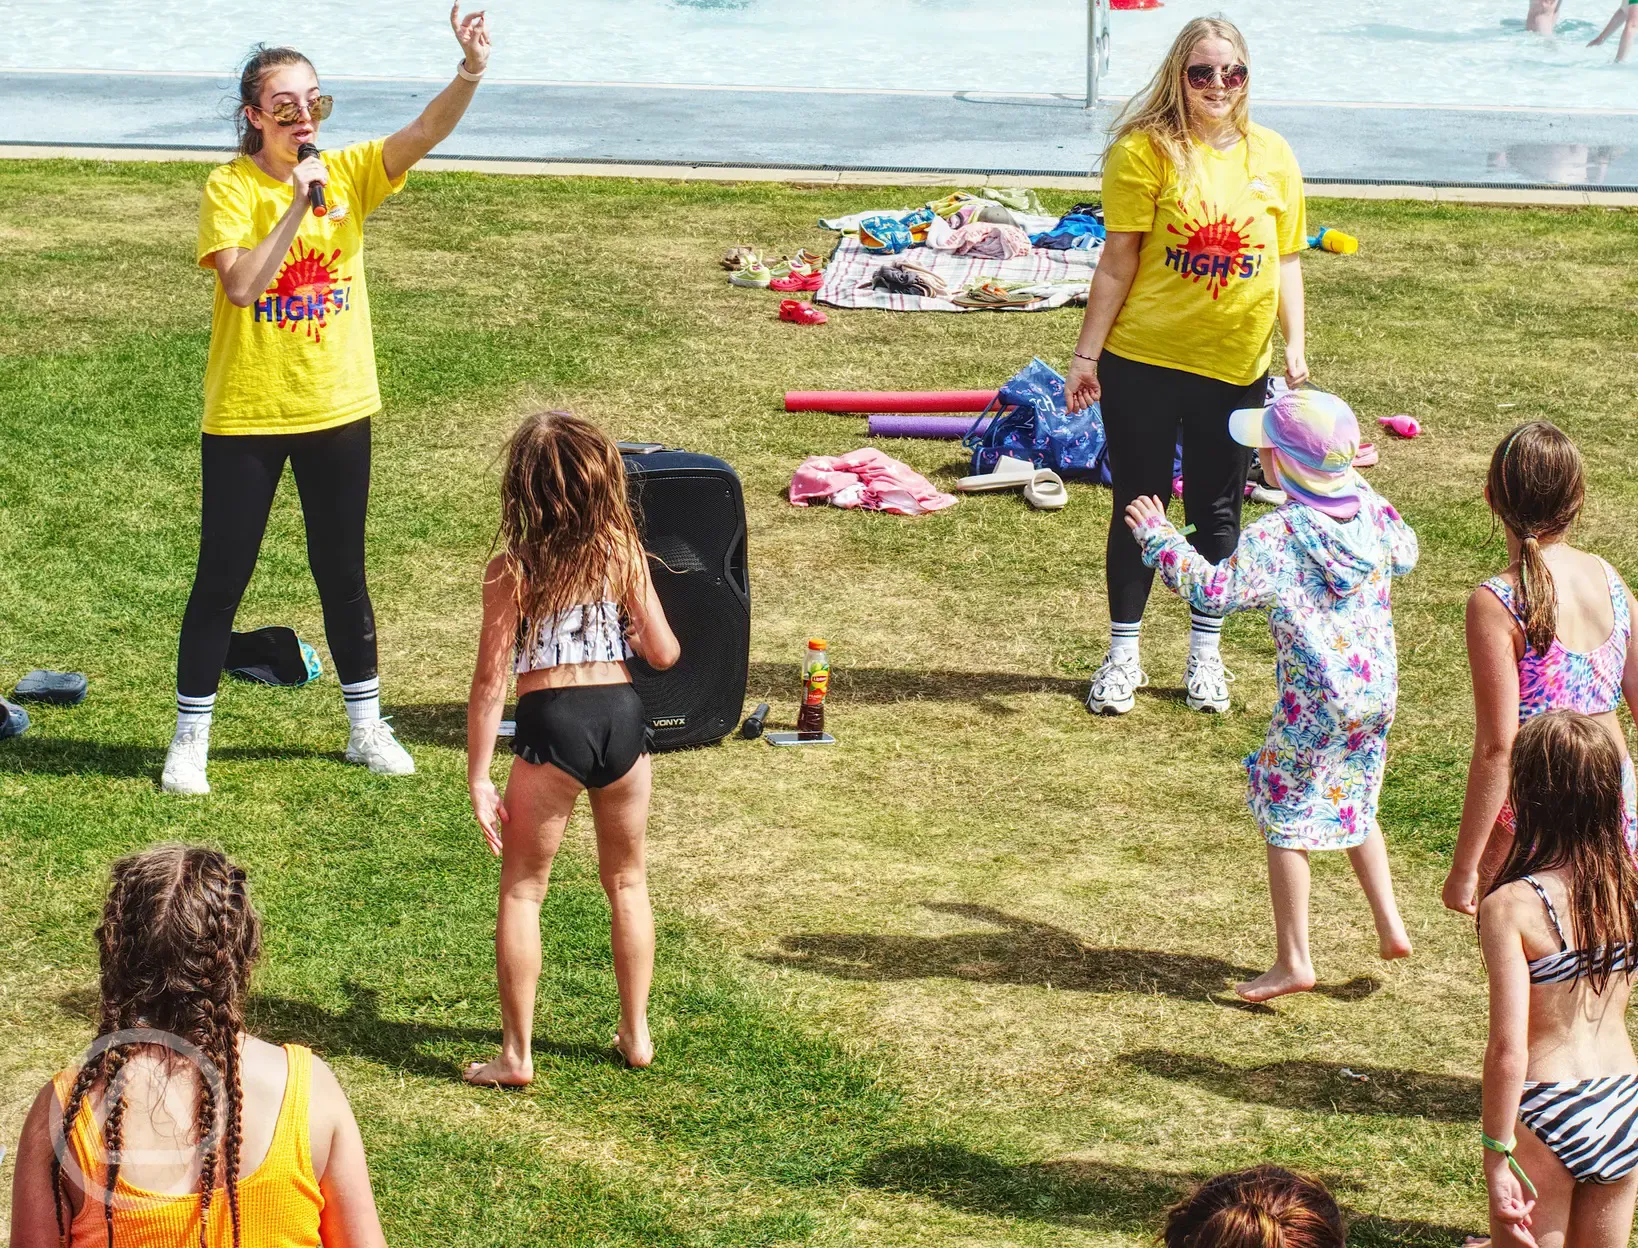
612, 1030, 653, 1069
463, 1057, 532, 1088
1235, 964, 1317, 1003
1379, 929, 1413, 961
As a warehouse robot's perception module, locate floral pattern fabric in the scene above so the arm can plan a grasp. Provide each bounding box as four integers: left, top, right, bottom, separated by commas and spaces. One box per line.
1136, 485, 1419, 850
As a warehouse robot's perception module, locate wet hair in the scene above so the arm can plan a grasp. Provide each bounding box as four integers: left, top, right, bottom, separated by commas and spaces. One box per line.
234, 44, 315, 157
1486, 421, 1586, 657
1490, 710, 1638, 993
494, 412, 647, 627
1105, 17, 1253, 193
1162, 1166, 1344, 1248
52, 845, 262, 1248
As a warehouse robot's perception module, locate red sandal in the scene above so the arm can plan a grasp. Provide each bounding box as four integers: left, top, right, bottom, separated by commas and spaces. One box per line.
778, 299, 827, 325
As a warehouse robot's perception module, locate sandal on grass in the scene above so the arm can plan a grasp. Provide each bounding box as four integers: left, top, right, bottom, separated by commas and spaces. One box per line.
770, 267, 823, 292
720, 245, 758, 271
778, 299, 827, 325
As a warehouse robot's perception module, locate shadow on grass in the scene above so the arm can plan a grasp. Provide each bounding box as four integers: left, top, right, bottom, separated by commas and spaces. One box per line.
388, 665, 1089, 747
0, 737, 332, 779
1119, 1050, 1482, 1122
755, 903, 1378, 1009
861, 1143, 1475, 1245
58, 983, 609, 1078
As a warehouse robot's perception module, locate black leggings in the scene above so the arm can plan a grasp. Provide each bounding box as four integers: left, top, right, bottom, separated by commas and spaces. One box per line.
1100, 351, 1269, 624
177, 418, 376, 698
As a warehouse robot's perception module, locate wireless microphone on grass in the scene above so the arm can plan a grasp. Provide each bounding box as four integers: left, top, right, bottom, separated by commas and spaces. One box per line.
296, 143, 327, 217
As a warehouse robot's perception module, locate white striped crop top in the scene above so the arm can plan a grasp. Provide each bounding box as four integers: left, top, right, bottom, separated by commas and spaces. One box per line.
515, 601, 632, 674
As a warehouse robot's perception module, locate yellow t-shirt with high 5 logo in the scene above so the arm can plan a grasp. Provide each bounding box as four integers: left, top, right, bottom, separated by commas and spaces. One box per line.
197, 139, 405, 436
1101, 124, 1306, 387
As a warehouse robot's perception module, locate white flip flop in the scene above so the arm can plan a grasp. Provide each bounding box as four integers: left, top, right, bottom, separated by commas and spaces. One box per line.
957, 455, 1036, 492
1023, 469, 1068, 510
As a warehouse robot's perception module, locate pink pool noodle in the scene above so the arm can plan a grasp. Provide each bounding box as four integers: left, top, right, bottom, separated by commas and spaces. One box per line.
786, 390, 998, 413
868, 413, 994, 439
1378, 414, 1421, 438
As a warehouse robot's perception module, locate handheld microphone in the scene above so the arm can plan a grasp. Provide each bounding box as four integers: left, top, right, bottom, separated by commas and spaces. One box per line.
296, 143, 327, 217
740, 702, 771, 739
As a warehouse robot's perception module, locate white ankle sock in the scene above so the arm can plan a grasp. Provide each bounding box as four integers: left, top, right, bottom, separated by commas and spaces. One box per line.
175, 692, 215, 735
342, 677, 381, 727
1109, 621, 1141, 664
1189, 612, 1223, 658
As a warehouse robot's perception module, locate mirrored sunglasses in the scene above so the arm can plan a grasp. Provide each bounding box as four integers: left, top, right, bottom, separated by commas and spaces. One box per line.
1184, 63, 1249, 90
259, 95, 334, 126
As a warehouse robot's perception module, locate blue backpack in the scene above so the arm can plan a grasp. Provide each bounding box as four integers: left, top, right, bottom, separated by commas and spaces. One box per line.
963, 358, 1110, 482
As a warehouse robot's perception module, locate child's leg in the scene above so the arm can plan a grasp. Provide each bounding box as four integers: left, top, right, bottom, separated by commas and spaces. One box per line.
1237, 845, 1317, 1003
1617, 5, 1637, 60
465, 759, 583, 1087
587, 755, 656, 1068
1527, 0, 1561, 33
1567, 1168, 1638, 1248
1345, 828, 1412, 961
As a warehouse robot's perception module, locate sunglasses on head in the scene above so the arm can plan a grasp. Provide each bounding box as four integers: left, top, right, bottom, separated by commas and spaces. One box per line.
1184, 63, 1249, 90
257, 95, 334, 126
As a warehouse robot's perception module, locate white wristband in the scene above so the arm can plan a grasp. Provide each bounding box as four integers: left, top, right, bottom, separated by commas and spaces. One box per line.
456, 60, 485, 82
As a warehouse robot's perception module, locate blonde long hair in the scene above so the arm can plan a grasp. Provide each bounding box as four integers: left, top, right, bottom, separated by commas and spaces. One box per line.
1104, 17, 1253, 192
495, 411, 646, 625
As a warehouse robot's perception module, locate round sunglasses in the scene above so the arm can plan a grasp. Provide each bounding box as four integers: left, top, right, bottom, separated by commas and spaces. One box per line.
1184, 63, 1249, 90
256, 95, 335, 126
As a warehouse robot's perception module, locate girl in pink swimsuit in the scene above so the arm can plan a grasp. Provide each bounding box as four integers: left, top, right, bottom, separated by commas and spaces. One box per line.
1444, 422, 1638, 916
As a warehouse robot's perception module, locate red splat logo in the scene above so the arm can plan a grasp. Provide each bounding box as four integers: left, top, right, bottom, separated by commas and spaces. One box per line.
252, 241, 354, 342
1163, 203, 1264, 299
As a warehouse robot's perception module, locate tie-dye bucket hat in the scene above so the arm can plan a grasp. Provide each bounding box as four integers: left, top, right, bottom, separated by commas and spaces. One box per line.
1228, 388, 1362, 521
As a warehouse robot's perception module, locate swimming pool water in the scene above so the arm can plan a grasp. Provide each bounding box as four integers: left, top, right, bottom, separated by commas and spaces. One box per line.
2, 0, 1633, 110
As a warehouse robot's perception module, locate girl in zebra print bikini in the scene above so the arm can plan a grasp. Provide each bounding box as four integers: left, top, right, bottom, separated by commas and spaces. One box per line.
1480, 711, 1638, 1248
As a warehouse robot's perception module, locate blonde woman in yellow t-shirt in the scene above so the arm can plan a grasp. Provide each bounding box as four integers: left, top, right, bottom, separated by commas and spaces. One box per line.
1067, 17, 1308, 720
163, 8, 493, 796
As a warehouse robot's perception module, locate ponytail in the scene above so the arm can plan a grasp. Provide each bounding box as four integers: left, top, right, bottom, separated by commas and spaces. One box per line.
1516, 533, 1561, 657
1486, 422, 1585, 657
234, 45, 313, 157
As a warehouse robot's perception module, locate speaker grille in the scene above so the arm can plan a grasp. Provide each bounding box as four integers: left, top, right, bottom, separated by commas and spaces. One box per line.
624, 454, 750, 750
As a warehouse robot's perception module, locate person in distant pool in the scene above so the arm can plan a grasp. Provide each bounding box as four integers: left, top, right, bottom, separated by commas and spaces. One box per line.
1066, 16, 1308, 721
163, 7, 492, 796
1527, 0, 1563, 35
1588, 0, 1638, 60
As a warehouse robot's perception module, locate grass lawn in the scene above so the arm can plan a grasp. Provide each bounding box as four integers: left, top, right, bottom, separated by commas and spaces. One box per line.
3, 158, 1638, 1246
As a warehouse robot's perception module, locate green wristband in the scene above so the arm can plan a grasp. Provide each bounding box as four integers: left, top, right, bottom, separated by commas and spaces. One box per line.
1482, 1132, 1538, 1199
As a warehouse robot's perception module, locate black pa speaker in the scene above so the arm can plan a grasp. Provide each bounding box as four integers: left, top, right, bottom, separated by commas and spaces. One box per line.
622, 449, 750, 750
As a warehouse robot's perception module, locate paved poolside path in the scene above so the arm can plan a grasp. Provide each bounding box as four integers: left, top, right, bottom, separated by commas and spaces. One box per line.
2, 70, 1635, 191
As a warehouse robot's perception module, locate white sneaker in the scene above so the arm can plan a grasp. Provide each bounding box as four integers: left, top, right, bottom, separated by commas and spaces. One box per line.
1086, 653, 1149, 715
346, 719, 416, 776
161, 725, 211, 795
1185, 651, 1235, 713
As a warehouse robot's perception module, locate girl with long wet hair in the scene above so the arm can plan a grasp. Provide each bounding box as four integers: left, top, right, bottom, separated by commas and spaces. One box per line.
464, 412, 679, 1083
8, 845, 386, 1246
1480, 711, 1638, 1248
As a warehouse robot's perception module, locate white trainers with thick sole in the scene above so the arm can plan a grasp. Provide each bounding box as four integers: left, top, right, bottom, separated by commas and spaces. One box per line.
161, 725, 211, 795
346, 719, 416, 776
1086, 653, 1149, 716
1185, 651, 1235, 713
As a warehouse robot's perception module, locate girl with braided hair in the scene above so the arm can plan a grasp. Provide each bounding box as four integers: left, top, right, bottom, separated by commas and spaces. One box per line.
1443, 423, 1638, 917
8, 845, 387, 1247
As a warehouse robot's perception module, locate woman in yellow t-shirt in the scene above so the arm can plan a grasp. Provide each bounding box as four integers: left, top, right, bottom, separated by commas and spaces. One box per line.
163, 8, 494, 796
10, 846, 387, 1248
1066, 17, 1308, 719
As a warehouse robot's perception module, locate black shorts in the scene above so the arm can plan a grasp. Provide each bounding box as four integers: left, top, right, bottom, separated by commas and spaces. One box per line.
511, 684, 652, 788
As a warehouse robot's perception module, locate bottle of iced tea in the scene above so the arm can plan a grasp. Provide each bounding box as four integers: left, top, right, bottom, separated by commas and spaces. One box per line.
796, 639, 829, 737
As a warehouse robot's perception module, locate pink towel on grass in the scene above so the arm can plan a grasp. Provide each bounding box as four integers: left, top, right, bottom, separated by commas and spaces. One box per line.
788, 448, 958, 516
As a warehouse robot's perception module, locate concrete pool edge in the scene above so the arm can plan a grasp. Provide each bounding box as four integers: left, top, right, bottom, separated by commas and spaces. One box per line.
4, 142, 1636, 207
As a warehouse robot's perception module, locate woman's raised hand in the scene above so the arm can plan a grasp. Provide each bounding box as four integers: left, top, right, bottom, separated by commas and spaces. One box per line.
451, 6, 491, 74
1066, 356, 1101, 410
